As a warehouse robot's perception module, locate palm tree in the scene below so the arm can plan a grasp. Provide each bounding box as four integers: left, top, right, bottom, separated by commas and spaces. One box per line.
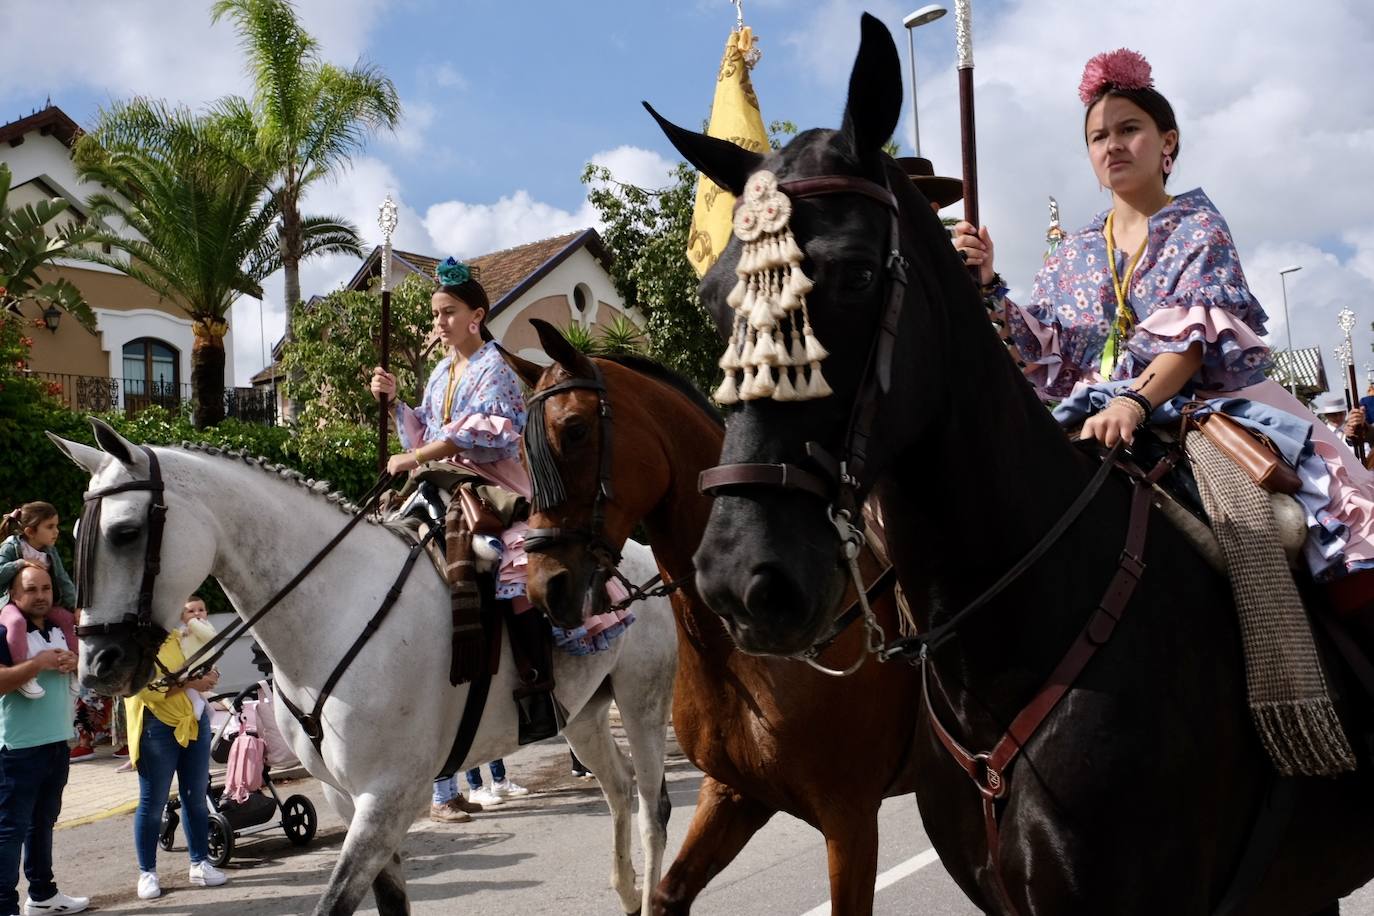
210, 0, 401, 335
74, 98, 359, 427
0, 162, 97, 329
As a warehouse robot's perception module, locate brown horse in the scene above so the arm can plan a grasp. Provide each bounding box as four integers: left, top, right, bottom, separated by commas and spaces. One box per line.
506, 320, 921, 915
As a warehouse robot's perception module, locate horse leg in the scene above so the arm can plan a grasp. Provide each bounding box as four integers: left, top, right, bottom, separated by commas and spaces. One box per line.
372, 852, 410, 916
612, 671, 673, 915
321, 782, 354, 826
564, 698, 641, 914
310, 787, 421, 916
817, 804, 880, 916
651, 776, 775, 916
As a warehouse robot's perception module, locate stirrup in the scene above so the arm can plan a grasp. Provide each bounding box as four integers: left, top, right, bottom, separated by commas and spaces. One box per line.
515, 690, 565, 745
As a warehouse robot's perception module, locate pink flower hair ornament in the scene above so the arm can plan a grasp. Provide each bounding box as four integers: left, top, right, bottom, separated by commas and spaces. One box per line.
1079, 48, 1154, 105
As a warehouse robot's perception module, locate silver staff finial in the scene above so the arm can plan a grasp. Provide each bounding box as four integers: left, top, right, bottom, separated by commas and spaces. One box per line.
378, 194, 398, 293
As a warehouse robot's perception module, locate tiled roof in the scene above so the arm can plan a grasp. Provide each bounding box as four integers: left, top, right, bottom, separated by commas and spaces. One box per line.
1268, 345, 1329, 394
0, 105, 81, 149
346, 229, 612, 317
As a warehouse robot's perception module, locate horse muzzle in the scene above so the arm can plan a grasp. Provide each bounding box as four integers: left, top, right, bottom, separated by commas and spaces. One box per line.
78, 635, 153, 697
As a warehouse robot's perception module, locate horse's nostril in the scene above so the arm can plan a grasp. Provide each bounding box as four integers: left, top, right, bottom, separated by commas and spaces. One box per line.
88, 645, 125, 678
543, 570, 572, 617
743, 565, 803, 622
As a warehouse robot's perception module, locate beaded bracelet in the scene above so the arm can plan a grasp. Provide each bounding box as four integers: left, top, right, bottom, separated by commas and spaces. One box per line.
1116, 388, 1154, 419
1108, 392, 1152, 427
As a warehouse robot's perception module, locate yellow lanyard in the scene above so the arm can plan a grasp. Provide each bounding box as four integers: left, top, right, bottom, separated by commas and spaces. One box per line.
440, 356, 462, 421
1099, 209, 1154, 377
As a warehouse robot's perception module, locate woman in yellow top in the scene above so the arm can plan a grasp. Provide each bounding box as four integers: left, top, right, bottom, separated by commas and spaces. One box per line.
123, 626, 227, 900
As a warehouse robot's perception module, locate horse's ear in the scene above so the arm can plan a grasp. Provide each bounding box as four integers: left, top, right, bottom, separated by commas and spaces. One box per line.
498, 344, 547, 388
88, 417, 147, 472
643, 102, 762, 197
46, 431, 108, 476
840, 13, 902, 168
531, 319, 595, 379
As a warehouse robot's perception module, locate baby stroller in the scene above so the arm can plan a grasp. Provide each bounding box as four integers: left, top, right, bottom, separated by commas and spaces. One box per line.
159, 680, 318, 867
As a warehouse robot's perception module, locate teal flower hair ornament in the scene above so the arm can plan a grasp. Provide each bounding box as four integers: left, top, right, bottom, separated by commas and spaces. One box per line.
435, 257, 471, 287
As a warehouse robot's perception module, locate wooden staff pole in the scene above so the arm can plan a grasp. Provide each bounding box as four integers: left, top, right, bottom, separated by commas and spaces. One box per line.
377, 195, 398, 474
954, 0, 980, 283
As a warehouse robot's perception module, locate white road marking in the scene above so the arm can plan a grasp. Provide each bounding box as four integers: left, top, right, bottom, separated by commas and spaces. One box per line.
798, 846, 943, 915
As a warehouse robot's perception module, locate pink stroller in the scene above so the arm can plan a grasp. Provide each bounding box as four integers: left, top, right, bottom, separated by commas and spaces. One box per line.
159, 681, 317, 866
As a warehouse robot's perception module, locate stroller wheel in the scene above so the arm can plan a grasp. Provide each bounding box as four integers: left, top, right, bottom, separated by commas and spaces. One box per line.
207, 812, 234, 867
159, 808, 180, 852
282, 794, 317, 846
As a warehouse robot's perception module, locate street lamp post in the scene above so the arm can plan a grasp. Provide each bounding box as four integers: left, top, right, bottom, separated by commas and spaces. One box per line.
1279, 264, 1302, 395
903, 5, 946, 158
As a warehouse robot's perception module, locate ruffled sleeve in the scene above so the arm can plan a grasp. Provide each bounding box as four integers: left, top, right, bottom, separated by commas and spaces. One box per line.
1126, 221, 1273, 392
1003, 239, 1104, 399
394, 402, 427, 451
438, 347, 528, 463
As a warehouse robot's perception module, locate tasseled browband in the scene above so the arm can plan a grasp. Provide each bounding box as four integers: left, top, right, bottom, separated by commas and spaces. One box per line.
715, 170, 832, 405
524, 397, 566, 512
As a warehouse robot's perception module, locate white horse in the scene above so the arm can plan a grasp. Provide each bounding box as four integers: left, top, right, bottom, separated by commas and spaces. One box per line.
52, 420, 677, 916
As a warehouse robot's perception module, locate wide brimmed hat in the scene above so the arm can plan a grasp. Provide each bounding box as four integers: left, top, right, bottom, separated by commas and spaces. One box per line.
1315, 402, 1348, 417
897, 157, 963, 209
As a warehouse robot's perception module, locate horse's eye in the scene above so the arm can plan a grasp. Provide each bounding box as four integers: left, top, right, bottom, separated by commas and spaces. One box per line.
562, 421, 590, 447
109, 525, 140, 546
844, 265, 877, 292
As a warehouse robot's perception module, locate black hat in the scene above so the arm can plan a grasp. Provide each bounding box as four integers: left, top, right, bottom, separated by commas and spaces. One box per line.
897, 157, 963, 210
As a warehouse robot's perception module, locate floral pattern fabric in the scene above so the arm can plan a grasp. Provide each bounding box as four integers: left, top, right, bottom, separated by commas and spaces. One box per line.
1005, 188, 1272, 400
396, 341, 527, 462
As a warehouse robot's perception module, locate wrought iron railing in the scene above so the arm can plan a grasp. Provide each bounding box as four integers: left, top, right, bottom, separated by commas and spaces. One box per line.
29, 372, 278, 426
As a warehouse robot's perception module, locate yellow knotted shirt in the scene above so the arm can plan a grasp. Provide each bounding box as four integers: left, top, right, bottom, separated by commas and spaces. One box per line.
123, 633, 200, 770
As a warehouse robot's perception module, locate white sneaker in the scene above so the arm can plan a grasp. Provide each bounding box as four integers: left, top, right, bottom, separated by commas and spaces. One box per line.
137, 872, 161, 900
467, 786, 503, 807
17, 678, 45, 700
22, 891, 89, 914
189, 860, 227, 887
491, 778, 529, 798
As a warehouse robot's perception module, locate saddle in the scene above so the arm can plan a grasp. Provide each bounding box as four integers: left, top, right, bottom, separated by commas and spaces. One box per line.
384, 466, 562, 746
1130, 428, 1307, 574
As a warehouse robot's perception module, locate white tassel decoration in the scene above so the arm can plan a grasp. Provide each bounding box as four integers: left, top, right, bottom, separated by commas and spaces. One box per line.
806, 362, 833, 398
752, 363, 776, 398
727, 277, 747, 311
804, 328, 829, 363
739, 366, 757, 401
782, 232, 804, 264
790, 264, 814, 296
718, 333, 741, 370
752, 329, 777, 365
773, 367, 798, 401
788, 330, 806, 367
714, 371, 740, 405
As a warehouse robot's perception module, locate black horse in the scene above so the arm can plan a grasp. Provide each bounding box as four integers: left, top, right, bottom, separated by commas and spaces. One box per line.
648, 13, 1374, 916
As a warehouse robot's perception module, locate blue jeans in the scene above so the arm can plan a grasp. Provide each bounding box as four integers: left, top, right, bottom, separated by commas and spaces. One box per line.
135, 712, 211, 871
0, 741, 69, 913
465, 758, 505, 791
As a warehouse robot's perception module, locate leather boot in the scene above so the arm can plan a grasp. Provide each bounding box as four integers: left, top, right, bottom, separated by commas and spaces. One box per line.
507, 608, 562, 744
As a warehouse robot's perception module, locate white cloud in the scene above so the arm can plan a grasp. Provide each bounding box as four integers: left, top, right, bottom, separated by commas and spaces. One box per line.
431, 64, 469, 91
2, 0, 389, 112
422, 145, 673, 261
381, 100, 436, 154
589, 146, 677, 191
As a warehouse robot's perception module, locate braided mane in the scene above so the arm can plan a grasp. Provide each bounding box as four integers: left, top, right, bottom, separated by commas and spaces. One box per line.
169, 441, 373, 521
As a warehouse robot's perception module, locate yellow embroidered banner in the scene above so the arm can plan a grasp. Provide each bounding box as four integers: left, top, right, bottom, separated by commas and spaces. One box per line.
687, 27, 769, 278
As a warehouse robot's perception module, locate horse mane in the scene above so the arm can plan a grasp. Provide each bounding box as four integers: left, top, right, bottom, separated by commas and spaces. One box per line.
168, 441, 373, 521
594, 353, 725, 430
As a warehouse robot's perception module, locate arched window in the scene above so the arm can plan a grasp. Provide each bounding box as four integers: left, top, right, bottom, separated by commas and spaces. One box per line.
122, 338, 179, 406
572, 283, 594, 326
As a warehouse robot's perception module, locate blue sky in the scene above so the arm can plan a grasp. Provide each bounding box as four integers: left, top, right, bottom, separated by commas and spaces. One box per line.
5, 0, 1374, 392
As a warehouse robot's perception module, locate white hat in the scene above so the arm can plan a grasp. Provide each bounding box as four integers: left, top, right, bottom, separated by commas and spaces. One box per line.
1315, 402, 1348, 417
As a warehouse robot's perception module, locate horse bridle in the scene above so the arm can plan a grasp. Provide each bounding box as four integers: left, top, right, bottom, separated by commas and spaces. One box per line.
72, 446, 172, 673
696, 170, 909, 671
522, 363, 624, 570
522, 362, 688, 610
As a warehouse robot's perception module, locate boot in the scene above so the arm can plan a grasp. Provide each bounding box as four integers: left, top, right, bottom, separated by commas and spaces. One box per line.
507, 607, 562, 744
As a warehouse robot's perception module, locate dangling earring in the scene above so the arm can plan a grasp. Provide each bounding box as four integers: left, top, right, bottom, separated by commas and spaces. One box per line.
1162, 153, 1173, 175
468, 321, 479, 335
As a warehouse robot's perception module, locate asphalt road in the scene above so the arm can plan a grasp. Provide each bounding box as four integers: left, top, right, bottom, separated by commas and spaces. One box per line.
48, 729, 1374, 915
